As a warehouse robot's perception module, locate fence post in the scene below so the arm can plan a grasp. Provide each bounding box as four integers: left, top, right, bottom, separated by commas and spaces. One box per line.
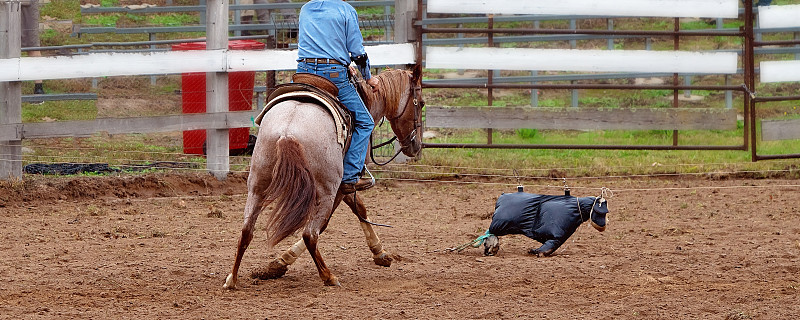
394, 0, 416, 43
233, 0, 241, 37
796, 32, 799, 60
206, 0, 230, 179
149, 33, 157, 85
1, 0, 23, 180
683, 75, 692, 98
199, 0, 207, 25
725, 74, 732, 109
392, 0, 417, 163
530, 71, 538, 107
384, 4, 391, 42
570, 19, 578, 108
531, 18, 539, 107
457, 23, 464, 75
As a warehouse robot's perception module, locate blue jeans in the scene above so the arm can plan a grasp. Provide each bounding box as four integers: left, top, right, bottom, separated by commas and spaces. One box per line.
742, 0, 771, 6
297, 61, 375, 183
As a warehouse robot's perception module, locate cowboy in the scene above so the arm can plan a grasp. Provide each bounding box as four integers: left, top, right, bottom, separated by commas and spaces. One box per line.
296, 0, 380, 194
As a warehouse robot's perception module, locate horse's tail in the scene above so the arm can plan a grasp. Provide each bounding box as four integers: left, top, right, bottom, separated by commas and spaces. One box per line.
263, 135, 317, 248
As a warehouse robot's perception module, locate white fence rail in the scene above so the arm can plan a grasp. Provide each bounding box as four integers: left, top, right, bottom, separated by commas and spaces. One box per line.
425, 47, 738, 74
427, 107, 739, 131
0, 44, 415, 82
423, 0, 743, 135
426, 0, 739, 18
0, 42, 415, 143
758, 4, 800, 29
758, 5, 800, 84
757, 4, 800, 144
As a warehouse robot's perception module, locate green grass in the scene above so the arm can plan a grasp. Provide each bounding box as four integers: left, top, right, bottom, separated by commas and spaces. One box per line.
148, 13, 197, 26
418, 127, 799, 179
84, 15, 119, 27
680, 20, 714, 30
40, 0, 81, 20
100, 0, 118, 8
22, 101, 97, 122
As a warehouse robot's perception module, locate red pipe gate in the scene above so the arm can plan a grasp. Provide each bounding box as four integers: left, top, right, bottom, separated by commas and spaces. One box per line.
413, 0, 800, 161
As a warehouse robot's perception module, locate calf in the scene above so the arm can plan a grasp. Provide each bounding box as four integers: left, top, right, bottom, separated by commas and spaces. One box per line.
482, 191, 609, 256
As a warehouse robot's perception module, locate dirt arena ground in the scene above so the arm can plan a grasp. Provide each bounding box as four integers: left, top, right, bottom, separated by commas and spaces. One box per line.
1, 173, 799, 319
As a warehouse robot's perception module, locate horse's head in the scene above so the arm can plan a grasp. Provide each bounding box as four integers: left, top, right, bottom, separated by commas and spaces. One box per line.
354, 68, 424, 158
386, 70, 423, 157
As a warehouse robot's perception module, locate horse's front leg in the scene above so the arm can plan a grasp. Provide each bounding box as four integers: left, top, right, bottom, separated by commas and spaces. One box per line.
251, 193, 346, 280
343, 193, 393, 267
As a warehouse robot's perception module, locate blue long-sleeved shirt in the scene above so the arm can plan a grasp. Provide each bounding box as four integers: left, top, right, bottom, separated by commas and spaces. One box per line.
297, 0, 372, 80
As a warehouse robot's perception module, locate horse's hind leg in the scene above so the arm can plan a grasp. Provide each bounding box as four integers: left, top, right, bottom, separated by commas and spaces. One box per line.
343, 193, 393, 267
304, 198, 341, 286
250, 237, 305, 280
223, 190, 267, 289
253, 193, 345, 279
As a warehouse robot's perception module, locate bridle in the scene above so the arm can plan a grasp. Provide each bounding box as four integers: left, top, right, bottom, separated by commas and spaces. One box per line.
370, 73, 423, 166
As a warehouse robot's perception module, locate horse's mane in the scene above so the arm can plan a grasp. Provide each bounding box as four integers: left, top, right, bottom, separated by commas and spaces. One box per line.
356, 69, 412, 118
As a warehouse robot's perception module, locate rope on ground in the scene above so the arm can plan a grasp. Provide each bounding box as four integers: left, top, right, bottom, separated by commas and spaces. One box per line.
375, 176, 800, 194
446, 230, 494, 253
369, 167, 800, 182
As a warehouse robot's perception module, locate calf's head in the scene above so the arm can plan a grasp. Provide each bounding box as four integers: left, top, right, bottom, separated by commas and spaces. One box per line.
482, 234, 500, 256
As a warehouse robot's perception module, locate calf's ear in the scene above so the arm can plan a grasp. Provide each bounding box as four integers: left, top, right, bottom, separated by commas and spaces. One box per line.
591, 198, 608, 232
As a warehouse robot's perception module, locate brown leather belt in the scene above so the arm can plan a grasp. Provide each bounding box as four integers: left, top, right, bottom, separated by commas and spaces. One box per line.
301, 58, 343, 65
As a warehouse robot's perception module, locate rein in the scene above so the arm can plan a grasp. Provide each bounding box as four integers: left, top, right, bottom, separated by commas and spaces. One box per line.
369, 72, 423, 166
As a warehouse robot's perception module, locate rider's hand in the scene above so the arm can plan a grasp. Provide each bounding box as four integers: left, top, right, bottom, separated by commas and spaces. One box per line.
367, 77, 380, 93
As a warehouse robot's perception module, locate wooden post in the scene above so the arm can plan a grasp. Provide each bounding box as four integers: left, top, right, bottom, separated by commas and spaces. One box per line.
206, 0, 230, 179
1, 0, 23, 180
391, 0, 418, 163
394, 0, 416, 43
570, 19, 578, 108
265, 36, 276, 97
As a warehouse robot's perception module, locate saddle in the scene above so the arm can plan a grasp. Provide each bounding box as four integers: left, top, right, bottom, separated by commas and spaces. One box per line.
254, 73, 353, 155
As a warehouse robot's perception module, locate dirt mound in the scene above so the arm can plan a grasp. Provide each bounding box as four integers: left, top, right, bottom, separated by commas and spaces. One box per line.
0, 172, 247, 207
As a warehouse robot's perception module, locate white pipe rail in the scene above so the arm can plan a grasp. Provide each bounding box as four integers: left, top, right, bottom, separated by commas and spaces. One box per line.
758, 4, 800, 29
426, 0, 738, 18
426, 47, 739, 74
0, 43, 416, 82
758, 5, 800, 83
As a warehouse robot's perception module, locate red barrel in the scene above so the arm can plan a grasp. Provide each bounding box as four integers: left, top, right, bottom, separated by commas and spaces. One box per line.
172, 40, 266, 155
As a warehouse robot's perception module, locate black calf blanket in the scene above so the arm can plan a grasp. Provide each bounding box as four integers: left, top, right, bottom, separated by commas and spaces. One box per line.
488, 191, 608, 256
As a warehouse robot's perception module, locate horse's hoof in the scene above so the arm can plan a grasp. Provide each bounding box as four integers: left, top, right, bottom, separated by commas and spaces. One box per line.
223, 273, 237, 290
250, 259, 288, 280
373, 252, 393, 267
324, 276, 341, 287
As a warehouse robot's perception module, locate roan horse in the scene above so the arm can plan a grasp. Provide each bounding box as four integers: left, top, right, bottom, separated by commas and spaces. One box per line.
224, 68, 423, 288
